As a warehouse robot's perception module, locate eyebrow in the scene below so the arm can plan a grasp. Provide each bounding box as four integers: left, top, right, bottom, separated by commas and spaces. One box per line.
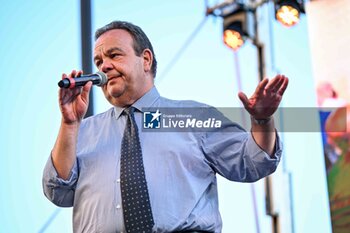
94, 47, 124, 62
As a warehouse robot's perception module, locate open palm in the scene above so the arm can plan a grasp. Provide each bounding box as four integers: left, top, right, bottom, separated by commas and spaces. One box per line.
238, 74, 288, 119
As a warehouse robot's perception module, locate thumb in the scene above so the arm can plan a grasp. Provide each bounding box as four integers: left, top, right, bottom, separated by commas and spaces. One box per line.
81, 81, 92, 102
238, 92, 249, 108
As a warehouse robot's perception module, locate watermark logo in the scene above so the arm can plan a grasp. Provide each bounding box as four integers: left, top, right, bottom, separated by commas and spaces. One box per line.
142, 108, 223, 131
143, 110, 162, 129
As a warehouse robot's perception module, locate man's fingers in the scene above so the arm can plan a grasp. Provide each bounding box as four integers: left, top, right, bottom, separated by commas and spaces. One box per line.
60, 87, 78, 104
274, 76, 285, 91
265, 75, 281, 92
69, 70, 77, 79
81, 81, 92, 102
62, 73, 68, 80
255, 78, 269, 95
277, 77, 289, 96
76, 70, 83, 77
64, 70, 83, 81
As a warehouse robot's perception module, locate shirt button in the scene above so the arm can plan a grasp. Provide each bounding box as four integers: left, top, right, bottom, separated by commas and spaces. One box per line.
116, 204, 121, 209
116, 179, 121, 183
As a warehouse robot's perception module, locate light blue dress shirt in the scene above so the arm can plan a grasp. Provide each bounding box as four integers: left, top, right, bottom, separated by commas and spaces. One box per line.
43, 86, 282, 233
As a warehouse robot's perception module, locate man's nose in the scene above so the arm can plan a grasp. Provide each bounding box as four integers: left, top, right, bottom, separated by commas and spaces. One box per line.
100, 60, 113, 73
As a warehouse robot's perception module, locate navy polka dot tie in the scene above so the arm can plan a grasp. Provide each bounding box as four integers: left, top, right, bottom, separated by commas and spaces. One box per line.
120, 107, 154, 233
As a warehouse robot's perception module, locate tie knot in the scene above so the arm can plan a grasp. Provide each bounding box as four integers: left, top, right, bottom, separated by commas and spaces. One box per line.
123, 107, 135, 116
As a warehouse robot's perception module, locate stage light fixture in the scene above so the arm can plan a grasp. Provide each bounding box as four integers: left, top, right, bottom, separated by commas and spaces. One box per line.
223, 9, 249, 51
275, 0, 305, 27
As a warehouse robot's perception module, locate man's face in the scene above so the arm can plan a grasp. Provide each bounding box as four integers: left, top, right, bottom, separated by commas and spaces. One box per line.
94, 29, 153, 107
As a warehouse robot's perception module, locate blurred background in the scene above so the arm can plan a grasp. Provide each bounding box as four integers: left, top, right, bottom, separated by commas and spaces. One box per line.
1, 0, 349, 232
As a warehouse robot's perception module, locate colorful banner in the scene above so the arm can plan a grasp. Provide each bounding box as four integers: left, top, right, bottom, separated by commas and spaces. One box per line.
307, 0, 350, 232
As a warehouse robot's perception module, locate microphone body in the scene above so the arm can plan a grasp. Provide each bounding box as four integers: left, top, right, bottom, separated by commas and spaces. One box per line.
58, 72, 107, 88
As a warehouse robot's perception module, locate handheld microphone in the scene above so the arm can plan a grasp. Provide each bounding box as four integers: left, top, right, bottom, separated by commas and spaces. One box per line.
58, 72, 107, 88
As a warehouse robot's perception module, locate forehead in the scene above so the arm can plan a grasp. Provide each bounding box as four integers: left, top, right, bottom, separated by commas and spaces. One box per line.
94, 29, 134, 53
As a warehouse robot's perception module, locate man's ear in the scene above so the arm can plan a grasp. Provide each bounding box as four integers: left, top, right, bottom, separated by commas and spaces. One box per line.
142, 49, 153, 73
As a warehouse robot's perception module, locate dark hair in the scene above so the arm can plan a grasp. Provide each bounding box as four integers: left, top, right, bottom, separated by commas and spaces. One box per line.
95, 21, 157, 77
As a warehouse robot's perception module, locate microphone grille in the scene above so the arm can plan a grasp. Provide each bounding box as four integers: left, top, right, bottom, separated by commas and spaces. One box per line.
96, 71, 108, 86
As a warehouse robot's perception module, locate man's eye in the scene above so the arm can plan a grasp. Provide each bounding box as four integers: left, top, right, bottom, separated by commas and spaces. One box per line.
95, 61, 101, 67
110, 53, 119, 58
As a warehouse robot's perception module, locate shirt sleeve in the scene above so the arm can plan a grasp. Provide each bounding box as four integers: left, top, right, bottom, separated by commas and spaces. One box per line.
201, 120, 282, 183
42, 153, 79, 207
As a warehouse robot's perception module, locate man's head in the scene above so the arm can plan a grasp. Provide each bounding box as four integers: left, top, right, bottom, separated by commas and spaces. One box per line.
94, 21, 156, 107
95, 21, 157, 77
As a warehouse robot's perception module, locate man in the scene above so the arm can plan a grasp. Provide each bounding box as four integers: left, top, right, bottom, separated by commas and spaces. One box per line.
43, 20, 288, 233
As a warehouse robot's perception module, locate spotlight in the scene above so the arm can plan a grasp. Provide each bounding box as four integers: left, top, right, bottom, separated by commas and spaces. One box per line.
223, 8, 249, 51
275, 0, 305, 27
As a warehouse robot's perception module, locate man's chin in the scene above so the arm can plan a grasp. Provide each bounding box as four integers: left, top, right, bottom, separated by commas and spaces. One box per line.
102, 85, 124, 100
109, 91, 124, 99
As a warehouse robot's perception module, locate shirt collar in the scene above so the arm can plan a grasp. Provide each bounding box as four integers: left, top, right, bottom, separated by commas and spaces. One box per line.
113, 86, 160, 119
